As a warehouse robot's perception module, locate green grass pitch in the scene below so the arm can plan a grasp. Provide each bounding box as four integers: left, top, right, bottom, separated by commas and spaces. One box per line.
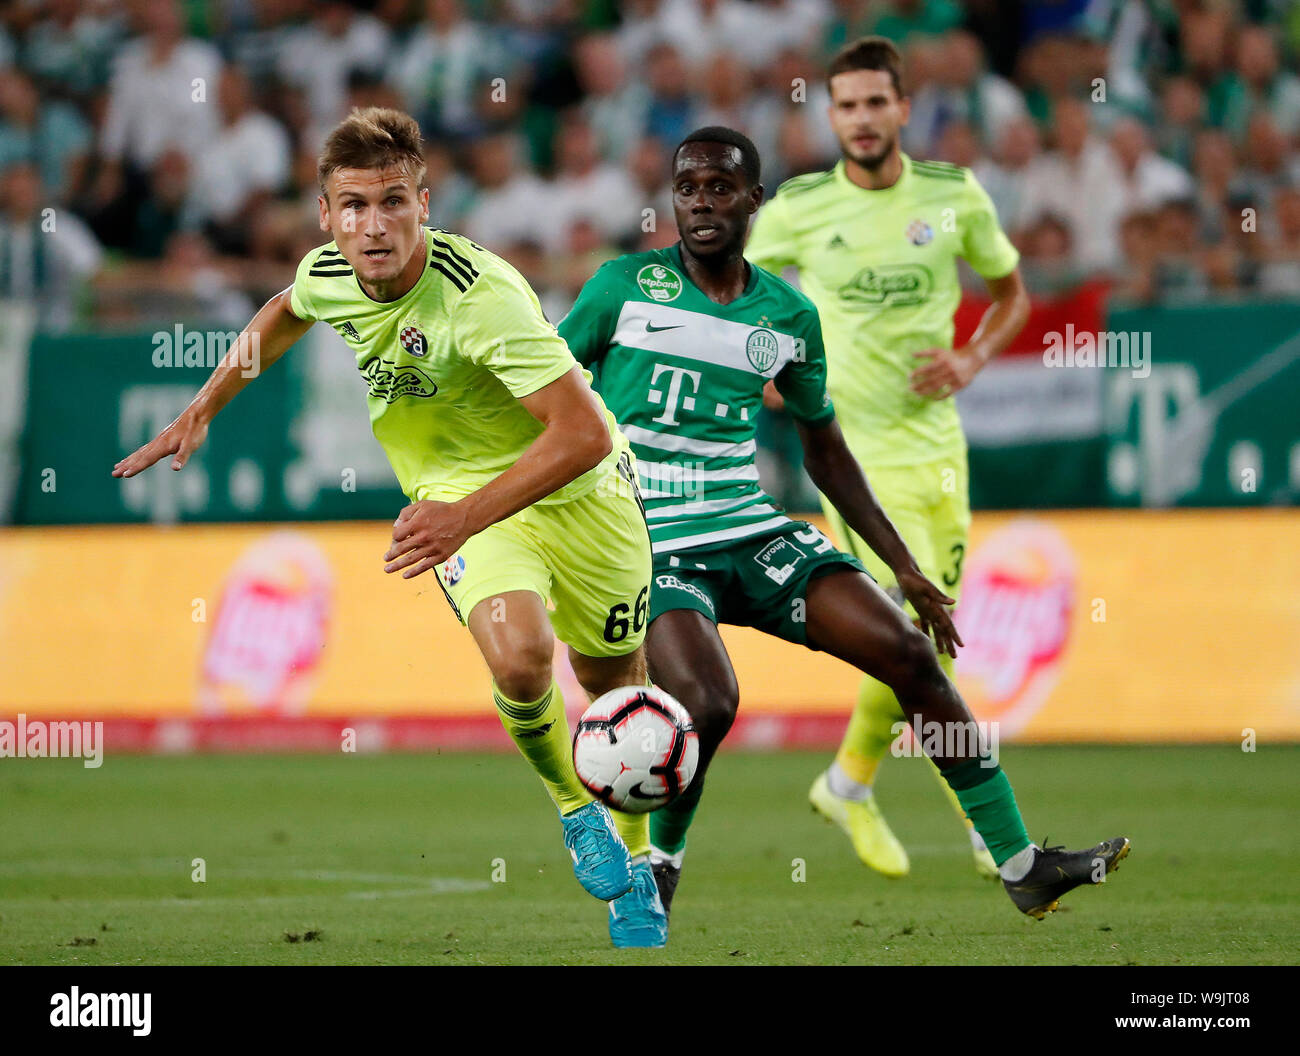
1, 746, 1295, 965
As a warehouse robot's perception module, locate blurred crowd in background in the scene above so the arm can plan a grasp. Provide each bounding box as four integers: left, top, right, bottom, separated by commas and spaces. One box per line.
3, 0, 1300, 332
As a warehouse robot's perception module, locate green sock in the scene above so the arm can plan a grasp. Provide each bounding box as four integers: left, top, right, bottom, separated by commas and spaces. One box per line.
492, 680, 590, 815
649, 778, 704, 855
940, 757, 1031, 866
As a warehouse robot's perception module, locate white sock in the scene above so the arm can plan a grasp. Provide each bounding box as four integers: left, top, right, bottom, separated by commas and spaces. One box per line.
998, 843, 1039, 882
827, 762, 872, 802
648, 844, 685, 869
630, 854, 648, 867
970, 829, 988, 852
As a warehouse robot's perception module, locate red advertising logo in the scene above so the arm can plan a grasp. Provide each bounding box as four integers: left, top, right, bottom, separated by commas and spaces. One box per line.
198, 533, 334, 714
954, 521, 1076, 737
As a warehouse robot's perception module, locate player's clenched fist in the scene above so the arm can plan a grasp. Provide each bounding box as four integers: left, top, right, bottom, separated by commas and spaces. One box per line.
383, 500, 471, 579
112, 411, 210, 478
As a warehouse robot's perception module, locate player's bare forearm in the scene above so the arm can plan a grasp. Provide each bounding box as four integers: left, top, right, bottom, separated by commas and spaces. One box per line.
112, 289, 312, 477
909, 268, 1028, 398
797, 418, 963, 655
454, 419, 610, 535
964, 268, 1029, 366
187, 290, 310, 422
459, 367, 613, 534
384, 368, 614, 579
796, 418, 917, 577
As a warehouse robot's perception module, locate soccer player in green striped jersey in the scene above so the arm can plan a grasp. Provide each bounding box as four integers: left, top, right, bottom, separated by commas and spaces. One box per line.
113, 108, 665, 942
561, 126, 1129, 931
746, 36, 1034, 880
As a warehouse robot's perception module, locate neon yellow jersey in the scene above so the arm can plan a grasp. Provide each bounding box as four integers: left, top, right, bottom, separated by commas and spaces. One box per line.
745, 156, 1018, 467
289, 228, 626, 504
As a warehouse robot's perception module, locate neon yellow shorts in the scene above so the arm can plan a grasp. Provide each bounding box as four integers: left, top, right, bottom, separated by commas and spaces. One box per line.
424, 454, 652, 658
820, 452, 971, 618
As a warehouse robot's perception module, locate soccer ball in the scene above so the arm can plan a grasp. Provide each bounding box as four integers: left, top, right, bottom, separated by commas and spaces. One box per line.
573, 686, 699, 813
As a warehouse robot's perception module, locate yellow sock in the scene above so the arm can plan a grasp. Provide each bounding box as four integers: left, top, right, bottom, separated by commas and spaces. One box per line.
492, 680, 591, 815
610, 809, 651, 858
834, 672, 904, 786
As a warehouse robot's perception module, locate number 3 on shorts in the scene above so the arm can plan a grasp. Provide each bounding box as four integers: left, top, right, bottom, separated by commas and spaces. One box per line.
942, 542, 965, 588
603, 585, 649, 643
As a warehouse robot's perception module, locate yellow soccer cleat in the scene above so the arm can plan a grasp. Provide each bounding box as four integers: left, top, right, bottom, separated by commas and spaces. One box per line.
969, 830, 1000, 880
809, 772, 910, 878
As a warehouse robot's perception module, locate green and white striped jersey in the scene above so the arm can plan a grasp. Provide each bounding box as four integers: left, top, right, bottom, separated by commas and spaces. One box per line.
559, 244, 835, 555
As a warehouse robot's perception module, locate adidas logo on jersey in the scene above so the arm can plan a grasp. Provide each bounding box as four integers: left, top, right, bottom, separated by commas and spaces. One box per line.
337, 321, 360, 342
827, 234, 848, 249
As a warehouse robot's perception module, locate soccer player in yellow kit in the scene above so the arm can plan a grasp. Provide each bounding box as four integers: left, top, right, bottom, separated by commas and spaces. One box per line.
747, 37, 1032, 879
113, 107, 668, 946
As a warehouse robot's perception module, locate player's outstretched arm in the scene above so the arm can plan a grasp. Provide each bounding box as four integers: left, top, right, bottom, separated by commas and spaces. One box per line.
796, 416, 963, 657
383, 366, 613, 578
111, 289, 313, 478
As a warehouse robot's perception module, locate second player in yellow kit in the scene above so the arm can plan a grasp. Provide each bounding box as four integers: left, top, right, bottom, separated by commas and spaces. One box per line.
746, 37, 1031, 879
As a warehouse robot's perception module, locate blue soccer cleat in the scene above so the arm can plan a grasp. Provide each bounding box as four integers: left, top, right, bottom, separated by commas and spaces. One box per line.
560, 802, 633, 901
608, 860, 668, 948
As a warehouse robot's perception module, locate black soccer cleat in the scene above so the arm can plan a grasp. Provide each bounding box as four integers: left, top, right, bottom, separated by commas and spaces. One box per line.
651, 859, 682, 921
1003, 837, 1131, 920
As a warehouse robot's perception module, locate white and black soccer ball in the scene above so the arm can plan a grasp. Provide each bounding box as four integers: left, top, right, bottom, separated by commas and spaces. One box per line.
573, 686, 699, 813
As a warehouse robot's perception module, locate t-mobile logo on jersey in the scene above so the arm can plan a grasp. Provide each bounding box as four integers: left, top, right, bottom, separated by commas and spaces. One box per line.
647, 363, 702, 426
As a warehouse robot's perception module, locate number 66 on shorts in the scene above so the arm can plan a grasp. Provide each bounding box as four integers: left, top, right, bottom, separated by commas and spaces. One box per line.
430, 459, 654, 660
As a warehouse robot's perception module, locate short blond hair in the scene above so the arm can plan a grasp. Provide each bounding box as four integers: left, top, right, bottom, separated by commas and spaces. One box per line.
317, 107, 426, 194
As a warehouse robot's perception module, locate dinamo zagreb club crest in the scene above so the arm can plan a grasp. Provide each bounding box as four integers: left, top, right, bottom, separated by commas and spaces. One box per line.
906, 219, 934, 246
637, 264, 682, 302
399, 324, 428, 357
